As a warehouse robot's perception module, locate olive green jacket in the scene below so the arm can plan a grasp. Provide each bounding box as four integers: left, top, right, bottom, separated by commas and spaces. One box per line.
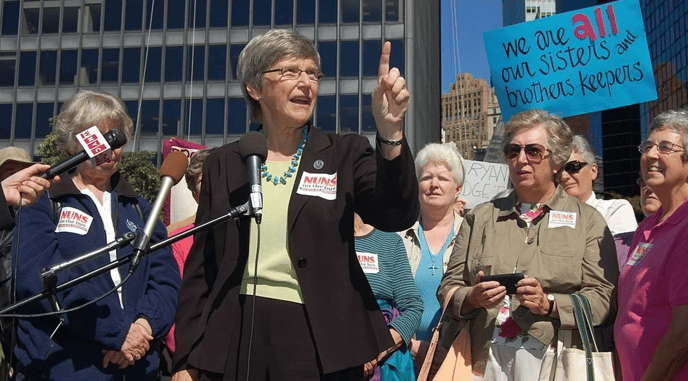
438, 186, 618, 372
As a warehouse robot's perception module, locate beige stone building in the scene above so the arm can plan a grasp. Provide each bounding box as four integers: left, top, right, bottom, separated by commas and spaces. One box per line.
441, 73, 501, 160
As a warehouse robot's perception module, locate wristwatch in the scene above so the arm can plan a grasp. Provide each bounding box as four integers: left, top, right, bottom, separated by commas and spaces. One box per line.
545, 294, 555, 316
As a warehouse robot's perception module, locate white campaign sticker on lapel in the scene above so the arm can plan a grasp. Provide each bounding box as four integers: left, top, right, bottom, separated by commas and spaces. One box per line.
356, 252, 379, 274
55, 207, 93, 235
296, 171, 337, 200
548, 210, 577, 228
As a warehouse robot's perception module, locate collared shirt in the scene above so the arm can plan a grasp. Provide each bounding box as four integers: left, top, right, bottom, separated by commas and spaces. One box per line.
616, 199, 688, 381
438, 186, 618, 373
585, 193, 638, 235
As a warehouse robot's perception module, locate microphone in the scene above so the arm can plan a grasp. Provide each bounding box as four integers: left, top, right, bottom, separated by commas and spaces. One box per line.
129, 150, 188, 274
41, 128, 128, 179
238, 132, 267, 224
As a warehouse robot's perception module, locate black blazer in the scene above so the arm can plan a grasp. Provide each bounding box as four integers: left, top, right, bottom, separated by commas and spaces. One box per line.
173, 125, 419, 374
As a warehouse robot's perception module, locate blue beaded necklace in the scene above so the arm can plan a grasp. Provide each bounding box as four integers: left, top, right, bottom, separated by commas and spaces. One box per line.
261, 127, 308, 185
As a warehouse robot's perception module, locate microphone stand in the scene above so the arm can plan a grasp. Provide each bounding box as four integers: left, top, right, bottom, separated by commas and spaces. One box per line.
0, 202, 251, 317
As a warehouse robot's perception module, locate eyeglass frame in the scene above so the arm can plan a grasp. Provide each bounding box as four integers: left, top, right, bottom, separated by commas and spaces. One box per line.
262, 67, 324, 82
561, 160, 588, 175
503, 143, 553, 163
637, 140, 685, 155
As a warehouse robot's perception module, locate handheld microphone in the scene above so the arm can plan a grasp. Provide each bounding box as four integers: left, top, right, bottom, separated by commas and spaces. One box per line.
129, 150, 188, 274
238, 132, 267, 224
40, 128, 128, 179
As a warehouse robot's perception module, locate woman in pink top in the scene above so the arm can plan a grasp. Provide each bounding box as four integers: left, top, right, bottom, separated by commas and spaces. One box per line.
164, 148, 214, 356
615, 110, 688, 381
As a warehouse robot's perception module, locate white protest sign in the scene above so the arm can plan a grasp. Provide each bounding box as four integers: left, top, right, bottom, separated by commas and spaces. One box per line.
461, 160, 510, 209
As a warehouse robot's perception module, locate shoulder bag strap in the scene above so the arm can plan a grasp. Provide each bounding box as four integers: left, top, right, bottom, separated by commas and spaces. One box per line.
570, 293, 595, 381
417, 286, 460, 381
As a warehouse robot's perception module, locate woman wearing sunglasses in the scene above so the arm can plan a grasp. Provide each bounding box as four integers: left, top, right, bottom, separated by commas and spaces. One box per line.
557, 135, 637, 235
615, 110, 688, 381
438, 109, 618, 380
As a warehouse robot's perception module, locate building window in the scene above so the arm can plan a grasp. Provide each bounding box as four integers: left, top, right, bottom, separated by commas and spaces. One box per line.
122, 48, 141, 83
146, 0, 165, 29
362, 40, 382, 77
389, 39, 404, 75
168, 0, 185, 29
254, 0, 271, 26
319, 0, 337, 24
165, 47, 183, 82
361, 94, 376, 132
229, 44, 245, 80
386, 0, 400, 22
188, 0, 207, 28
185, 99, 203, 135
318, 41, 337, 78
63, 7, 79, 33
228, 98, 247, 134
60, 50, 78, 85
2, 1, 20, 35
341, 0, 360, 23
340, 41, 359, 77
163, 99, 181, 136
275, 0, 294, 25
145, 47, 162, 83
0, 56, 15, 87
187, 46, 205, 81
340, 95, 359, 133
209, 0, 229, 27
39, 51, 57, 86
317, 95, 336, 131
36, 103, 54, 139
232, 1, 249, 27
206, 98, 225, 135
208, 45, 227, 81
18, 52, 36, 87
297, 0, 316, 24
104, 0, 123, 31
140, 100, 160, 136
0, 104, 11, 139
363, 0, 382, 22
16, 104, 33, 139
81, 49, 98, 84
102, 49, 120, 83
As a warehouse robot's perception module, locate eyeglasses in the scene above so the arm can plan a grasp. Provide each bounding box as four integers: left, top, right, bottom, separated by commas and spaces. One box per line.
262, 67, 323, 82
503, 143, 552, 162
638, 140, 685, 155
561, 160, 588, 175
636, 178, 646, 187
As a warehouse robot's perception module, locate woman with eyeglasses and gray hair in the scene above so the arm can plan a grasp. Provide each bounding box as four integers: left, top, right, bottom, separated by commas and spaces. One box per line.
438, 109, 617, 380
172, 29, 419, 381
557, 135, 637, 235
615, 109, 688, 381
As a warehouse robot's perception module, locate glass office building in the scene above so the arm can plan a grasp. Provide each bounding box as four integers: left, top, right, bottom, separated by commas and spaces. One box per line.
0, 0, 440, 161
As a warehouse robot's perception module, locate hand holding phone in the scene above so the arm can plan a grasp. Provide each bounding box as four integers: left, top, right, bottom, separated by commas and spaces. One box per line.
480, 273, 525, 294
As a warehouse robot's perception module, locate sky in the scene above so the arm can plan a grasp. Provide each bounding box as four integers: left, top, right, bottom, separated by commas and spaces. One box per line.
440, 0, 503, 94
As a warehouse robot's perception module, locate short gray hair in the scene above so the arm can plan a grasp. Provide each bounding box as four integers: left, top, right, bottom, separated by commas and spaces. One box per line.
415, 143, 465, 186
185, 148, 215, 195
238, 29, 321, 122
648, 109, 688, 161
571, 135, 596, 165
503, 109, 573, 169
54, 90, 133, 154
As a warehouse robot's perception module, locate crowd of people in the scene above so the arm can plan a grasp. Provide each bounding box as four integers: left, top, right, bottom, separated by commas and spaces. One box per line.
0, 28, 685, 381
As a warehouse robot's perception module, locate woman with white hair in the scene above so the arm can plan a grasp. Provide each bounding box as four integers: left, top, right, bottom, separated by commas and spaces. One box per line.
558, 135, 637, 235
398, 142, 465, 372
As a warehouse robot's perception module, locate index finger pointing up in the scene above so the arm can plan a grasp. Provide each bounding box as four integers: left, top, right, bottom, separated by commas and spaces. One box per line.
378, 41, 392, 80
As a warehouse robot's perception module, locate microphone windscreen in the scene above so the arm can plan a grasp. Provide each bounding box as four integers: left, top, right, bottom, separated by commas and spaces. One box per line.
238, 131, 268, 161
103, 129, 128, 150
160, 150, 189, 184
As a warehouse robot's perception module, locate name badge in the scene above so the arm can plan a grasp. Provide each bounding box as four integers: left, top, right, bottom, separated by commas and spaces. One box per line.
297, 171, 337, 200
356, 252, 379, 274
548, 210, 577, 228
55, 207, 93, 235
627, 242, 652, 266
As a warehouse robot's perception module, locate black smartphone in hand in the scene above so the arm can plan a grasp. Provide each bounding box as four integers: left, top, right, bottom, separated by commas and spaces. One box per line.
481, 273, 525, 294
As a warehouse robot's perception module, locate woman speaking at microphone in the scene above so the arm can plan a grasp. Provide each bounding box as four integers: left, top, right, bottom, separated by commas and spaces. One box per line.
12, 90, 180, 380
172, 29, 419, 381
